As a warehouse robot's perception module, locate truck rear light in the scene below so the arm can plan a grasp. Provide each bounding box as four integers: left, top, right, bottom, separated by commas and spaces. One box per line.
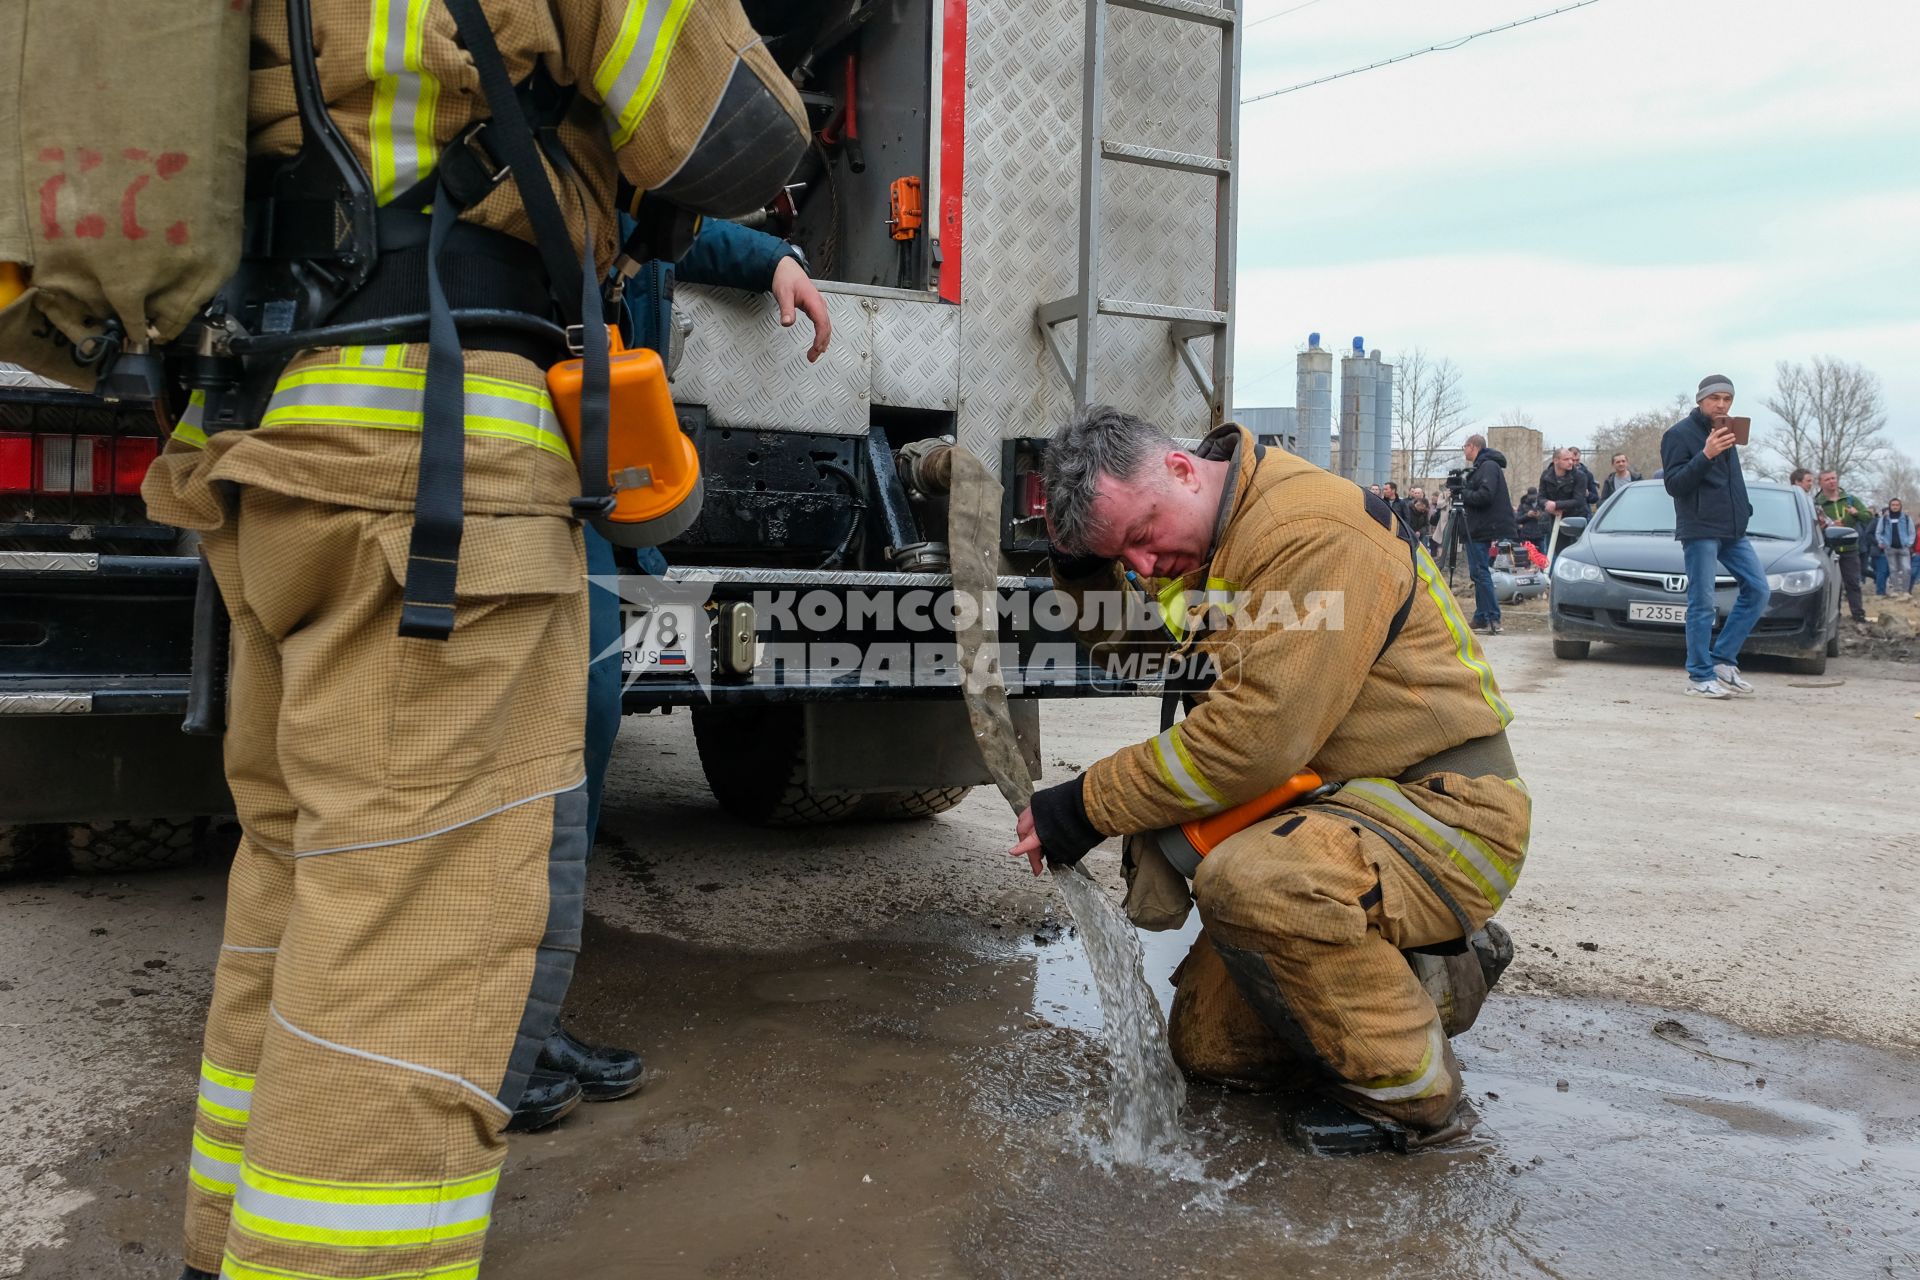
1019, 472, 1047, 518
35, 434, 112, 494
112, 434, 159, 494
0, 432, 30, 493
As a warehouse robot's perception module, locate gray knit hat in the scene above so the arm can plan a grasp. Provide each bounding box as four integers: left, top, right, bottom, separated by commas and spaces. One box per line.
1696, 374, 1734, 402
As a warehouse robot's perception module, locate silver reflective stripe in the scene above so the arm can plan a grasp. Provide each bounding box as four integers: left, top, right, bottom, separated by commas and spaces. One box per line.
233, 1180, 495, 1236
198, 1076, 253, 1117
359, 345, 392, 367
1342, 778, 1516, 902
1348, 1023, 1449, 1103
191, 1144, 240, 1189
601, 0, 680, 144
1151, 726, 1222, 811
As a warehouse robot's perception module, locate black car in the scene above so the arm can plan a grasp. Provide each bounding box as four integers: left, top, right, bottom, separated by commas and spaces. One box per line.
1548, 479, 1855, 675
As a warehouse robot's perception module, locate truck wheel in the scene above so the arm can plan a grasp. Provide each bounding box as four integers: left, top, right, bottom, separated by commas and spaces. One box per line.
1552, 639, 1590, 659
0, 825, 59, 879
690, 706, 863, 826
861, 787, 973, 821
1786, 651, 1828, 676
65, 816, 239, 875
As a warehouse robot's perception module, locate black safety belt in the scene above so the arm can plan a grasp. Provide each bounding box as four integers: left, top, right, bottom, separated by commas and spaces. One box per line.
396, 0, 612, 640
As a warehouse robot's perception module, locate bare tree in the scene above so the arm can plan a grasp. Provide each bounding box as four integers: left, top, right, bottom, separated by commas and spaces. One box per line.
1759, 357, 1891, 482
1591, 395, 1690, 479
1874, 449, 1920, 506
1393, 349, 1471, 485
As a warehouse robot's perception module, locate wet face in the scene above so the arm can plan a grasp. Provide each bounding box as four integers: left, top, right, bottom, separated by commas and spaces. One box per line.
1082, 453, 1216, 580
1819, 471, 1839, 498
1700, 391, 1734, 416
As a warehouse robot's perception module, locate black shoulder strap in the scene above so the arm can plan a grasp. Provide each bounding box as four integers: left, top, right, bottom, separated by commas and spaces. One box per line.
397, 0, 610, 639
1362, 488, 1420, 665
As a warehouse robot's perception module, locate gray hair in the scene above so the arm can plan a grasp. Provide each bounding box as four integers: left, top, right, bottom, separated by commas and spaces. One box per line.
1043, 404, 1174, 554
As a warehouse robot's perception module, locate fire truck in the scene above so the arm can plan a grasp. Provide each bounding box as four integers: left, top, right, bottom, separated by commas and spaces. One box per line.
0, 0, 1243, 868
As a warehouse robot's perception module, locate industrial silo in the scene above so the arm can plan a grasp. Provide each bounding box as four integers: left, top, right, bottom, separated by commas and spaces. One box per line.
1372, 349, 1394, 487
1295, 334, 1333, 468
1340, 337, 1376, 482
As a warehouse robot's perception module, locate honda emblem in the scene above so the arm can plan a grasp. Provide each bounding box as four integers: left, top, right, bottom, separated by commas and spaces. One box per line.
1663, 574, 1687, 593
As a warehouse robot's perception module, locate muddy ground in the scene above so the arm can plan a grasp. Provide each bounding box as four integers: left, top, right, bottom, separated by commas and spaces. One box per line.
3, 632, 1917, 1278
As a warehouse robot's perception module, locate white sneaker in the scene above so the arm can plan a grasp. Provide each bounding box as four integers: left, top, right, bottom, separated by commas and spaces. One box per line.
1686, 679, 1731, 699
1712, 663, 1756, 694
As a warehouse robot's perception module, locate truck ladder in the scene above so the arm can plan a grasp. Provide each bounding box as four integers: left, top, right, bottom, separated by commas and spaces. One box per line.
1035, 0, 1243, 425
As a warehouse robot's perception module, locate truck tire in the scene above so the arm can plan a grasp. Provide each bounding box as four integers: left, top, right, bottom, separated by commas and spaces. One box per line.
690, 706, 864, 826
1552, 639, 1590, 659
65, 816, 238, 875
860, 786, 973, 821
0, 825, 59, 879
1786, 651, 1828, 676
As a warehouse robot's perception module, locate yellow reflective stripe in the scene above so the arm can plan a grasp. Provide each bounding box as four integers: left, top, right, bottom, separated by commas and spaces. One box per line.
171, 390, 208, 448
189, 1131, 243, 1197
261, 364, 571, 461
1350, 1023, 1448, 1102
1341, 778, 1516, 909
219, 1255, 480, 1280
231, 1160, 499, 1250
1414, 546, 1513, 726
595, 0, 698, 148
196, 1056, 254, 1125
200, 1057, 257, 1093
368, 0, 440, 204
1150, 726, 1225, 812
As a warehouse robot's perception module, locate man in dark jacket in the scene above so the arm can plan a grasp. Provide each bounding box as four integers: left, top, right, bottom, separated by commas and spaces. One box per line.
1600, 452, 1641, 500
1460, 433, 1517, 633
1538, 447, 1592, 522
1661, 374, 1770, 699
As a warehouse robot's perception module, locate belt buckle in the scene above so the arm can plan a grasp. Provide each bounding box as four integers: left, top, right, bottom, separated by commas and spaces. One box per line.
463, 122, 511, 186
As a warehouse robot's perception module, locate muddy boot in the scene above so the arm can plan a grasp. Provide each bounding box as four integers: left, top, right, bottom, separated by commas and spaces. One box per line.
538, 1024, 644, 1102
504, 1067, 584, 1133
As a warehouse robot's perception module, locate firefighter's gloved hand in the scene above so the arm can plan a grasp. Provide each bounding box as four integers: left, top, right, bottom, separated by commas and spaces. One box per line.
1009, 776, 1104, 877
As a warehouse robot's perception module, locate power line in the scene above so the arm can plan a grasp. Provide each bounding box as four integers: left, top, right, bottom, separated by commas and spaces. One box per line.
1247, 0, 1333, 30
1240, 0, 1604, 105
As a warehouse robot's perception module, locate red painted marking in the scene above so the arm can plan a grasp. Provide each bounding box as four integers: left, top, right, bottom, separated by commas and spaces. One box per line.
37, 174, 67, 239
156, 152, 190, 180
37, 148, 63, 164
75, 214, 106, 239
937, 0, 967, 305
121, 172, 153, 239
123, 148, 150, 164
78, 149, 103, 172
166, 221, 190, 246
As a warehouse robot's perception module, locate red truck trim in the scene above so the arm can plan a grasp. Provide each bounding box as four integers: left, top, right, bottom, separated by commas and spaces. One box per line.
938, 0, 967, 304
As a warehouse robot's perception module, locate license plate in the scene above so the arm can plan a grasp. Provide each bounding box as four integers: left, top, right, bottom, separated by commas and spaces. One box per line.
619, 604, 700, 675
1628, 601, 1688, 624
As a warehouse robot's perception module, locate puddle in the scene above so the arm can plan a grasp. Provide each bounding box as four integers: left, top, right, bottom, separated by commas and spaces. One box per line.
21, 911, 1920, 1280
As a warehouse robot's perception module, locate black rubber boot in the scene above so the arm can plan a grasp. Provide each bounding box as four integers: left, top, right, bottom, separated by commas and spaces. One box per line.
538, 1024, 643, 1102
504, 1067, 583, 1133
179, 1268, 218, 1280
1284, 1096, 1411, 1156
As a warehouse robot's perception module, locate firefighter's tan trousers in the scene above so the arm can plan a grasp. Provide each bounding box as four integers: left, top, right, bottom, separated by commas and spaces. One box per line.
1168, 772, 1529, 1134
182, 490, 588, 1279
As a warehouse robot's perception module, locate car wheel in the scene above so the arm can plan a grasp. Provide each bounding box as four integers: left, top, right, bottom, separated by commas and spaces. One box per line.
1786, 652, 1828, 676
1552, 639, 1590, 660
1826, 632, 1841, 657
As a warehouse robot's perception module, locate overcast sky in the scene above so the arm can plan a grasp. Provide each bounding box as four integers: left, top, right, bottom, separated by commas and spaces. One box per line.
1228, 0, 1920, 476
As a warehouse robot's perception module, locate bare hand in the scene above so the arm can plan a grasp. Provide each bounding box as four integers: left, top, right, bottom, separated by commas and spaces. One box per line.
1703, 426, 1737, 459
1009, 805, 1044, 877
771, 255, 832, 363
1544, 500, 1558, 514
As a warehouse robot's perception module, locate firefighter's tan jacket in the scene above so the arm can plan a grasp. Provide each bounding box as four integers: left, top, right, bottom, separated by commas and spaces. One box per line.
146, 0, 804, 529
1058, 425, 1527, 878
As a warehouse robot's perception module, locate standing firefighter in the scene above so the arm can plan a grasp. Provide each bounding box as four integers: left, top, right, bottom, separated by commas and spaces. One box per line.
1013, 407, 1529, 1152
128, 3, 806, 1277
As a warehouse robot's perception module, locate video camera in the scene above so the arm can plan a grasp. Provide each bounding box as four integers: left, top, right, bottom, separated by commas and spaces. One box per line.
1444, 467, 1468, 495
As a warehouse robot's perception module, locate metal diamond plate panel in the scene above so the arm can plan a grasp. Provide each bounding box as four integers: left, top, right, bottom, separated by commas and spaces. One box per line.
871, 297, 961, 410
670, 286, 872, 433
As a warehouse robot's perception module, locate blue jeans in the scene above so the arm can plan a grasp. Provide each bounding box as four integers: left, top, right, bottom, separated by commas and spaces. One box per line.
1871, 551, 1889, 595
1681, 536, 1770, 683
1464, 534, 1499, 625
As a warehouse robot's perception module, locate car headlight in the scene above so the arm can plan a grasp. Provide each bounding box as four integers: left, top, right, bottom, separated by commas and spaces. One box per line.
1553, 558, 1602, 583
1767, 568, 1822, 594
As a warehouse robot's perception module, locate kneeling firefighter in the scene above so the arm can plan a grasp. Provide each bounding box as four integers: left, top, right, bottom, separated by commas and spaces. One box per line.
1011, 406, 1529, 1152
3, 1, 805, 1276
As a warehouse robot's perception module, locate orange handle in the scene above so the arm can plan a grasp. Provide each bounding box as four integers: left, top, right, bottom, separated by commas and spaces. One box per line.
1179, 771, 1323, 858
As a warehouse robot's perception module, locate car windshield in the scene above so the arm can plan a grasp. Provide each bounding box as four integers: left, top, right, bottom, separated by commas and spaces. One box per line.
1594, 484, 1803, 540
